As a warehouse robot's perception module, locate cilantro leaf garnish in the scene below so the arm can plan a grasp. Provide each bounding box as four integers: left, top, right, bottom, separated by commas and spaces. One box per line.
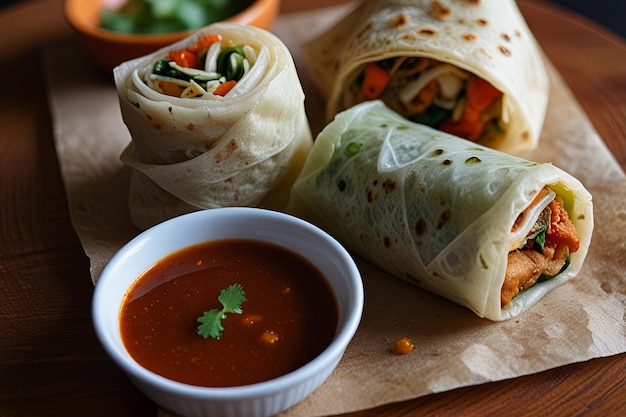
197, 284, 247, 339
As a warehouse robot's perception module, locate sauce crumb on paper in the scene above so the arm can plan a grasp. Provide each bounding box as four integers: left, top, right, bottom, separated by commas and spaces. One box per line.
392, 337, 415, 355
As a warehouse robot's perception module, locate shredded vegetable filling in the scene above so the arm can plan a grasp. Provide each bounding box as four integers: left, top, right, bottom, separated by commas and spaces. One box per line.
346, 58, 504, 143
145, 33, 257, 98
502, 186, 581, 307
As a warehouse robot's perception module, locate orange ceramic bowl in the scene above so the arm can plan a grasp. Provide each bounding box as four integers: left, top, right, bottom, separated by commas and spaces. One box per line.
64, 0, 281, 72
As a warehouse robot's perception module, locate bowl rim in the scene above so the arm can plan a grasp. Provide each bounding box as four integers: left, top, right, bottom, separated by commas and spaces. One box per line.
92, 207, 364, 398
64, 0, 276, 45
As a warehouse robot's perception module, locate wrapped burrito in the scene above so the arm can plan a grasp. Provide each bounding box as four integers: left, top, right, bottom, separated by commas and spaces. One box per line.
305, 0, 549, 154
114, 23, 312, 230
287, 101, 593, 320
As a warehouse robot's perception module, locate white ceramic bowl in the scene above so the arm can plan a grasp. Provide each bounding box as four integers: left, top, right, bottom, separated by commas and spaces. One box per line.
92, 207, 363, 417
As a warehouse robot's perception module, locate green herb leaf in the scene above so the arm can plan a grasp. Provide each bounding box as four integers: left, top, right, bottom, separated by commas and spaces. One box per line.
218, 283, 247, 314
344, 142, 363, 157
196, 309, 225, 339
533, 230, 546, 252
196, 284, 247, 339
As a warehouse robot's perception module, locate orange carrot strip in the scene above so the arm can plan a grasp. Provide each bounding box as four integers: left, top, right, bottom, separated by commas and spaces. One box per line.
439, 77, 502, 141
188, 34, 222, 53
439, 117, 484, 141
168, 49, 199, 69
361, 63, 391, 99
461, 77, 502, 123
213, 80, 237, 96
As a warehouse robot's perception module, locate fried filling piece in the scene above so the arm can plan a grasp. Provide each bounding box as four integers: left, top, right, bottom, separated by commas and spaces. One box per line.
501, 187, 580, 307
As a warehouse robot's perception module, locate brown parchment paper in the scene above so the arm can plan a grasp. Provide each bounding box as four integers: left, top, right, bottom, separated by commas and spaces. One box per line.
45, 4, 626, 417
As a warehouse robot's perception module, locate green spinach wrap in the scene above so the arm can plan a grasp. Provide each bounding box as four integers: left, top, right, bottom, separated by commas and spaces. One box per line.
288, 101, 593, 320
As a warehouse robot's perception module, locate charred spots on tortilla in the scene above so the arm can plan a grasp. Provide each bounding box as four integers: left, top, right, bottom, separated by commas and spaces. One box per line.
367, 188, 378, 203
441, 159, 453, 166
225, 139, 239, 153
415, 218, 428, 237
462, 33, 477, 42
337, 179, 346, 192
390, 13, 409, 28
465, 156, 482, 164
418, 28, 438, 37
501, 33, 512, 42
382, 179, 396, 194
431, 148, 445, 157
214, 139, 238, 163
430, 1, 451, 20
186, 123, 195, 131
383, 235, 393, 248
499, 45, 512, 57
402, 32, 417, 42
437, 208, 452, 229
462, 0, 481, 7
475, 17, 489, 26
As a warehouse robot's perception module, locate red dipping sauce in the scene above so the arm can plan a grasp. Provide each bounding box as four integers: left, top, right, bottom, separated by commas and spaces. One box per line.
119, 239, 339, 387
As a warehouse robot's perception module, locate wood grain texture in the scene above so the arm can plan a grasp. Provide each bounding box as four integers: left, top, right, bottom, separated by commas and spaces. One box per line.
0, 1, 623, 416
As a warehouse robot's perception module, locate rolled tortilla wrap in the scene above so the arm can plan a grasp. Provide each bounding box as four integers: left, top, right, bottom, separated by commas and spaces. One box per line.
305, 0, 548, 154
288, 101, 593, 321
114, 23, 312, 230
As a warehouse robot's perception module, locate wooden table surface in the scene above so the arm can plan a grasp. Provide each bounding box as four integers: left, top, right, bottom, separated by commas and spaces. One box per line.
0, 0, 624, 416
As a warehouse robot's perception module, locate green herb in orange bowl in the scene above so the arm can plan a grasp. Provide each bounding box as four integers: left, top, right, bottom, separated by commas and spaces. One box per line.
64, 0, 280, 72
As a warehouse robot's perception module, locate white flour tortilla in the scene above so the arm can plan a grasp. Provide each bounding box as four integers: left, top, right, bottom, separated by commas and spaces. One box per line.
305, 0, 549, 154
288, 101, 593, 320
114, 23, 312, 230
